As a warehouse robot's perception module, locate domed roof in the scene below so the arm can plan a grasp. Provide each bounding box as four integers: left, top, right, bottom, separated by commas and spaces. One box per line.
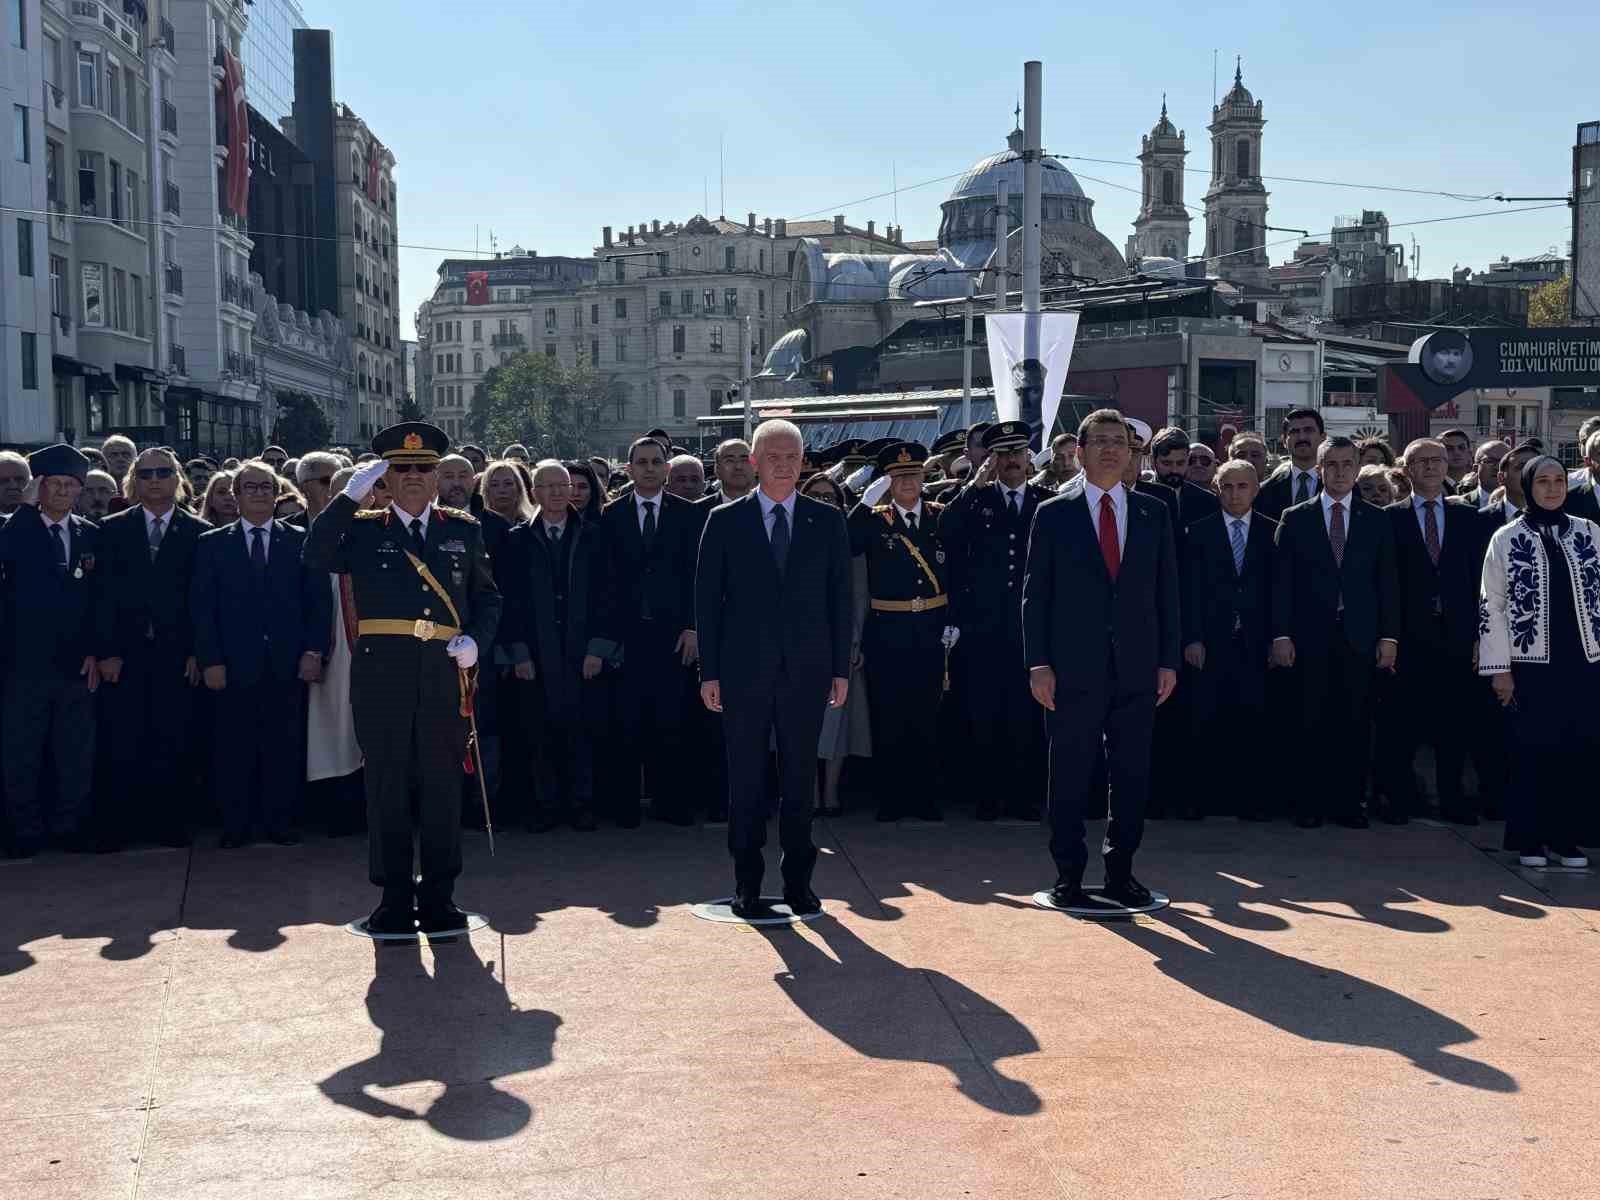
1218, 60, 1255, 108
946, 129, 1086, 203
1150, 96, 1177, 139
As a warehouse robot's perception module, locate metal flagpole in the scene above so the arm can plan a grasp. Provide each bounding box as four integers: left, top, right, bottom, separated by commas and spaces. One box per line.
961, 273, 974, 428
1022, 61, 1043, 366
995, 179, 1008, 312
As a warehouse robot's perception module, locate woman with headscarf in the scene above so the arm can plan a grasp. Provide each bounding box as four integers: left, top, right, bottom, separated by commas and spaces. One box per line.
1479, 454, 1600, 867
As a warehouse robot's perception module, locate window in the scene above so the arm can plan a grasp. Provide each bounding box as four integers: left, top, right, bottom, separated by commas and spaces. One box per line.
16, 218, 31, 276
49, 253, 65, 314
9, 0, 25, 49
758, 290, 765, 313
473, 351, 483, 372
590, 337, 599, 367
659, 290, 671, 313
126, 170, 139, 226
614, 297, 627, 319
573, 306, 582, 327
614, 260, 624, 282
124, 73, 140, 136
710, 388, 724, 409
472, 319, 481, 341
545, 343, 557, 358
1162, 170, 1174, 205
77, 150, 98, 216
111, 269, 126, 330
77, 48, 98, 108
787, 250, 796, 274
105, 58, 121, 122
108, 159, 121, 223
724, 246, 735, 271
590, 303, 599, 325
435, 387, 443, 406
20, 332, 35, 390
724, 288, 738, 313
45, 138, 59, 202
672, 324, 685, 354
614, 333, 628, 362
81, 261, 103, 326
672, 388, 686, 418
544, 307, 557, 332
130, 273, 144, 335
709, 324, 723, 353
681, 289, 694, 312
1235, 139, 1250, 178
12, 104, 27, 162
759, 249, 765, 272
703, 289, 715, 311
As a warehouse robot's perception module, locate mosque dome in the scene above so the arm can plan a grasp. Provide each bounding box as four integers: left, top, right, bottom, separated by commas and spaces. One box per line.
946, 129, 1088, 204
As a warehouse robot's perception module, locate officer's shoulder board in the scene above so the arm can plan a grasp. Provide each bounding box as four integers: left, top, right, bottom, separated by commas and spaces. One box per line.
873, 503, 892, 515
925, 500, 944, 515
353, 509, 386, 520
436, 505, 479, 525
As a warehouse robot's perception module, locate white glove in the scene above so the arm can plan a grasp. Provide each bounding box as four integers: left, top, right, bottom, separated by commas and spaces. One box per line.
861, 475, 892, 507
445, 634, 478, 669
344, 459, 389, 502
846, 464, 876, 493
942, 626, 961, 651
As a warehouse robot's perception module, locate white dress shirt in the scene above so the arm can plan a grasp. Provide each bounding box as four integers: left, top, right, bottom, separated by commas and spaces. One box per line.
1411, 491, 1447, 549
1320, 489, 1351, 536
755, 488, 796, 541
893, 499, 924, 529
240, 516, 272, 562
1290, 468, 1320, 502
539, 516, 566, 542
1503, 499, 1520, 523
1082, 480, 1128, 552
388, 502, 433, 537
634, 490, 664, 532
997, 483, 1025, 512
1226, 510, 1252, 541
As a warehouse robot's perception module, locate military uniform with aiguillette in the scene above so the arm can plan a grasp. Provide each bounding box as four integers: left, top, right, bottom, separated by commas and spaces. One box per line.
303, 423, 501, 933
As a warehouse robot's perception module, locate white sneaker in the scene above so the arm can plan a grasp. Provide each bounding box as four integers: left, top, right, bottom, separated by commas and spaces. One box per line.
1518, 850, 1549, 868
1550, 847, 1589, 868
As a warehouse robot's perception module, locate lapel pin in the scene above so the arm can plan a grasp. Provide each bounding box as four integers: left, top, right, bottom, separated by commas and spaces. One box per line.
73, 566, 83, 579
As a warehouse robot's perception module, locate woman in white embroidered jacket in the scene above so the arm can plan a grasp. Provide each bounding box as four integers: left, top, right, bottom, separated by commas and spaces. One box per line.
1479, 455, 1600, 868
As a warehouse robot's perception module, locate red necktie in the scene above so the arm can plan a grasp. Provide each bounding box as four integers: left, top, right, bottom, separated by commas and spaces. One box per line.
1099, 493, 1121, 581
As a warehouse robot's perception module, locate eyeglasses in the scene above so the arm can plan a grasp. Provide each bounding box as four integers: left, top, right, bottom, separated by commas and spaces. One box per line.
135, 467, 176, 480
388, 463, 436, 475
237, 481, 277, 496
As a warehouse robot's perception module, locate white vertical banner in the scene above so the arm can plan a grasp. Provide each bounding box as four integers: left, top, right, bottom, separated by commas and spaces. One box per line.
984, 312, 1080, 449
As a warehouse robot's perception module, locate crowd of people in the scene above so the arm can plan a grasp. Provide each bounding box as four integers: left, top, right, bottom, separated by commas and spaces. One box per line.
1, 407, 1596, 881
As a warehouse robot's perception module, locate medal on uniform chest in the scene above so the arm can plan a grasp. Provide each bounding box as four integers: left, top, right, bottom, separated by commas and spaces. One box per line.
935, 550, 945, 564
73, 566, 83, 579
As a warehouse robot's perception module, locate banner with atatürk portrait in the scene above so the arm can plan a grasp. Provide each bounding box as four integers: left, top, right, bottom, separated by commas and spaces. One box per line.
983, 313, 1080, 451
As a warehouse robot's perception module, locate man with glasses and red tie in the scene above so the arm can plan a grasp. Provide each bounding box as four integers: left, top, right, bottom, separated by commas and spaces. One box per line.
96, 446, 209, 850
1023, 409, 1180, 910
304, 421, 501, 937
0, 444, 103, 858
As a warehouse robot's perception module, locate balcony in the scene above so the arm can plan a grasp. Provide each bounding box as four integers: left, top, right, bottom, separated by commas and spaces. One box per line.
169, 344, 187, 375
48, 200, 69, 243
164, 264, 183, 296
160, 100, 178, 137
43, 81, 64, 127
163, 183, 180, 216
221, 273, 244, 306
223, 350, 255, 378
491, 332, 525, 349
159, 18, 175, 54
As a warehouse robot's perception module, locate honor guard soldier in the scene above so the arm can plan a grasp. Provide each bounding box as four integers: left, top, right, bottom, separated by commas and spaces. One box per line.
848, 441, 956, 822
938, 421, 1049, 819
303, 421, 502, 936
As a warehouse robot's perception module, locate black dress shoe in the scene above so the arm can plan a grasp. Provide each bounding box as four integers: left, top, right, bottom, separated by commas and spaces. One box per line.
730, 891, 768, 920
1048, 884, 1093, 909
874, 808, 897, 822
653, 809, 696, 827
365, 903, 416, 936
1334, 812, 1370, 830
1101, 876, 1154, 908
269, 830, 301, 847
416, 901, 470, 934
160, 828, 191, 849
975, 800, 999, 822
1294, 814, 1323, 829
783, 888, 822, 916
1376, 803, 1408, 826
705, 807, 729, 825
1005, 808, 1042, 823
571, 810, 598, 832
616, 812, 642, 830
7, 837, 41, 860
219, 834, 246, 850
1178, 805, 1204, 821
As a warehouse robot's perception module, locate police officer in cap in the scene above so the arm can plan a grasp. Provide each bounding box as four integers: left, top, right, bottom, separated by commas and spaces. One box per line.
303, 421, 501, 935
938, 421, 1049, 819
0, 444, 102, 857
848, 441, 955, 821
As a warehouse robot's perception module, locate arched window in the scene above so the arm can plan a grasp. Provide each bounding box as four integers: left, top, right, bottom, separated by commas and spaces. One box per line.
1214, 141, 1221, 175
1162, 170, 1174, 206
1234, 217, 1252, 253
473, 351, 483, 372
1235, 139, 1250, 178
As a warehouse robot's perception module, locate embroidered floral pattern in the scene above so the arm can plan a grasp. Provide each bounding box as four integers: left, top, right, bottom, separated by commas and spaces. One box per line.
1571, 528, 1600, 649
1506, 532, 1541, 654
1478, 595, 1491, 639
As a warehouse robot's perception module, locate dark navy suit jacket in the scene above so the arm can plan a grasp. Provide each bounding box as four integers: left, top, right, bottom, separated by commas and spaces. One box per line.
190, 519, 330, 687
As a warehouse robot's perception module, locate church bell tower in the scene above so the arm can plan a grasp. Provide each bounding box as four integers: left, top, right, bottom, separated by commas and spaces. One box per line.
1203, 59, 1271, 288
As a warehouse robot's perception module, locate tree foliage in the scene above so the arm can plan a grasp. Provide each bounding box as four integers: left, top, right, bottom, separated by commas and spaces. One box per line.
398, 395, 424, 422
271, 391, 333, 455
465, 353, 618, 458
1528, 275, 1570, 327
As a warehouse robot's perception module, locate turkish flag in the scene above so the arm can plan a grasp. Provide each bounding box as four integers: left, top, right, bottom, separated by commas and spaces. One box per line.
221, 50, 249, 217
466, 272, 489, 305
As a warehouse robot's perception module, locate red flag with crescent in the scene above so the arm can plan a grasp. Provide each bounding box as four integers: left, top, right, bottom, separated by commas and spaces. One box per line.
466, 272, 489, 305
366, 140, 382, 203
221, 50, 249, 217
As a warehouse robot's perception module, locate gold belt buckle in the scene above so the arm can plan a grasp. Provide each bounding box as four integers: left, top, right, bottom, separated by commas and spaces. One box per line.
910, 596, 925, 612
413, 619, 437, 640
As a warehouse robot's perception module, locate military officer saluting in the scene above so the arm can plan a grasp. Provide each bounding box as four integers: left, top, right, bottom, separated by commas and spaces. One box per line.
848, 441, 956, 822
938, 421, 1050, 820
303, 421, 501, 936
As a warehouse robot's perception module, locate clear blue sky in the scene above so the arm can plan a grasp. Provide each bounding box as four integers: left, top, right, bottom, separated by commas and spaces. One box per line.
317, 0, 1594, 341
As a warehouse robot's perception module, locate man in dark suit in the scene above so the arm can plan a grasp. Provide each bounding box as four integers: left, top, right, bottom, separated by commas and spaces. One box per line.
1255, 408, 1325, 522
1457, 439, 1510, 510
590, 437, 699, 826
1024, 409, 1180, 909
1271, 435, 1400, 828
1562, 431, 1600, 523
497, 461, 607, 832
0, 445, 102, 857
95, 446, 210, 848
696, 420, 851, 918
1149, 426, 1222, 536
938, 421, 1050, 820
190, 459, 331, 846
1183, 461, 1276, 820
1379, 438, 1482, 825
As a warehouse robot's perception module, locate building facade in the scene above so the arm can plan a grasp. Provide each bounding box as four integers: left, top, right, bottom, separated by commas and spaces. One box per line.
5, 0, 53, 443
334, 103, 398, 439
1574, 121, 1599, 323
1203, 61, 1271, 289
250, 272, 353, 440
1126, 98, 1191, 266
238, 0, 302, 125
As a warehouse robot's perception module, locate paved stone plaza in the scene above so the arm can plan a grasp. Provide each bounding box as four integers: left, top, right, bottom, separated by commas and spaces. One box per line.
2, 815, 1596, 1198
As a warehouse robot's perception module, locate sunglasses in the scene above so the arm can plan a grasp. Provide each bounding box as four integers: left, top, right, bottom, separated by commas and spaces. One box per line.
388, 463, 436, 475
136, 467, 176, 480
